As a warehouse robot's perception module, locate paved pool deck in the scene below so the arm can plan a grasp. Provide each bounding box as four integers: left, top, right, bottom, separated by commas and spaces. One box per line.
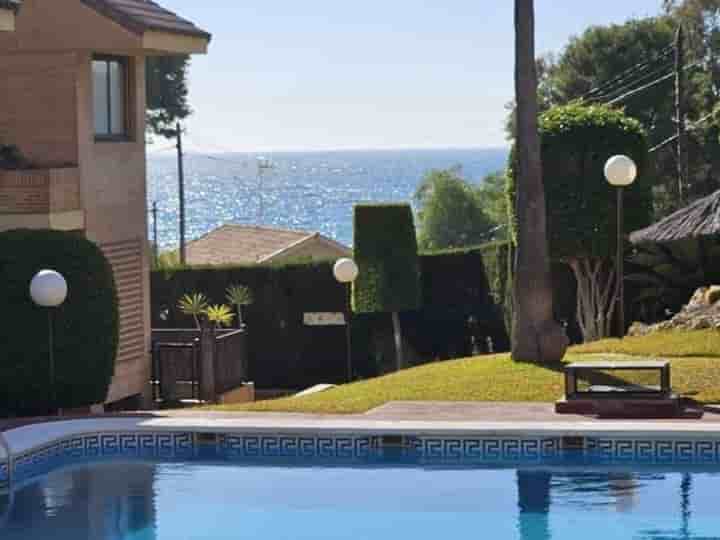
4, 401, 720, 433
4, 401, 720, 457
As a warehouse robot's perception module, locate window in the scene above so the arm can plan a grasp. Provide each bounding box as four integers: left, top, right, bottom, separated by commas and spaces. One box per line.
93, 56, 128, 139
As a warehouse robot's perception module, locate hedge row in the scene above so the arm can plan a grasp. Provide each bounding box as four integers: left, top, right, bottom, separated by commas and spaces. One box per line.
152, 247, 508, 389
0, 229, 118, 417
478, 241, 585, 343
352, 203, 421, 313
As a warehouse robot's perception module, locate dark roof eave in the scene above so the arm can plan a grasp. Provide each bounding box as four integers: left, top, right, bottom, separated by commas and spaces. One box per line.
80, 0, 211, 42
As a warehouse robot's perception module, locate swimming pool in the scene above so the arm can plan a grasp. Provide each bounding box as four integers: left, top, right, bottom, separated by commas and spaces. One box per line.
3, 420, 720, 540
1, 456, 719, 539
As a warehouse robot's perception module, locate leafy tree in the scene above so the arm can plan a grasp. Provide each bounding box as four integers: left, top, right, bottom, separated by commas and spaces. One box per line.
510, 11, 720, 217
477, 170, 510, 240
509, 103, 654, 341
414, 168, 494, 250
353, 204, 421, 370
511, 0, 568, 363
146, 55, 191, 138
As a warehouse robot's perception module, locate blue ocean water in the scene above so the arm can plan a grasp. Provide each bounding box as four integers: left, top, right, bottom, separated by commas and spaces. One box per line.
3, 460, 720, 539
147, 148, 508, 250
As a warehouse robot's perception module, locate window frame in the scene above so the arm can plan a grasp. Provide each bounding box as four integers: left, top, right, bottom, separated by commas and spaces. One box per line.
92, 54, 131, 142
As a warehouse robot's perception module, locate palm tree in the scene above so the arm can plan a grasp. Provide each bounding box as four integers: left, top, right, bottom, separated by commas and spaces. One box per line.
512, 0, 568, 362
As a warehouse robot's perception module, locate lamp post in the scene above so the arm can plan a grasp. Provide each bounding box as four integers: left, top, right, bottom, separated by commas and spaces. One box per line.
333, 258, 359, 383
604, 155, 638, 338
30, 270, 68, 415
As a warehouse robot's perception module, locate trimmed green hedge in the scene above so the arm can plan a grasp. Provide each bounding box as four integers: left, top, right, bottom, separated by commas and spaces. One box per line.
151, 247, 508, 388
352, 204, 421, 313
0, 229, 118, 416
508, 103, 653, 259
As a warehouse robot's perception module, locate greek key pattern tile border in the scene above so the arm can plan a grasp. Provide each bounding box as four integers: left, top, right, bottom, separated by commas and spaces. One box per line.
409, 437, 562, 461
12, 432, 195, 483
586, 438, 720, 463
218, 434, 375, 458
8, 432, 720, 484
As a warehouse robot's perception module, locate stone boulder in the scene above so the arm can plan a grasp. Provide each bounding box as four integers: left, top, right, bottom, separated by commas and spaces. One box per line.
628, 285, 720, 336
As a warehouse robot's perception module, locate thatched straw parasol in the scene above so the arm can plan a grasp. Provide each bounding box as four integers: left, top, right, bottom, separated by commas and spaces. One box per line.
629, 189, 720, 245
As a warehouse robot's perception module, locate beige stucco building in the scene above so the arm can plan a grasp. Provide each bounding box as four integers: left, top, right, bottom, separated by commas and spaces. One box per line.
0, 0, 210, 407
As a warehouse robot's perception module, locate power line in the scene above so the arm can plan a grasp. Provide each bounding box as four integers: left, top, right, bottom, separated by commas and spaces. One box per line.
586, 62, 674, 104
581, 46, 675, 100
648, 111, 715, 153
605, 62, 702, 106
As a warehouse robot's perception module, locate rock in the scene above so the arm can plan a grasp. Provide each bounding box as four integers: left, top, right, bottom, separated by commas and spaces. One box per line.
628, 322, 651, 337
629, 285, 720, 336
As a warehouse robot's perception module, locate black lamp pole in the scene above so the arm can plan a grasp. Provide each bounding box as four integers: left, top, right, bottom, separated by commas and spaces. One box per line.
47, 309, 55, 415
344, 283, 353, 383
616, 187, 625, 338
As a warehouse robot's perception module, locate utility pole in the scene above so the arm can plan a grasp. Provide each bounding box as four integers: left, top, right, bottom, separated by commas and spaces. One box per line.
176, 122, 187, 265
675, 26, 687, 204
151, 200, 159, 266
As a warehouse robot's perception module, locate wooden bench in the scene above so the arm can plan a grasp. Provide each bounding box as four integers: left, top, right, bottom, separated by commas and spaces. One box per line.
556, 360, 680, 417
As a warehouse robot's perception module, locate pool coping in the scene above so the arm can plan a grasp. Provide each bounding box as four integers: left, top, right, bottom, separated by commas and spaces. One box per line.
6, 414, 720, 458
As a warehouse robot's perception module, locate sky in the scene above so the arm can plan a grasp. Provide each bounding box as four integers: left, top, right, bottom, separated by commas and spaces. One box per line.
159, 0, 665, 152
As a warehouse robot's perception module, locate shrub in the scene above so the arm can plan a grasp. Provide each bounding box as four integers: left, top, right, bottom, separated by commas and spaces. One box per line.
508, 103, 653, 340
352, 203, 421, 313
151, 247, 508, 387
0, 229, 118, 416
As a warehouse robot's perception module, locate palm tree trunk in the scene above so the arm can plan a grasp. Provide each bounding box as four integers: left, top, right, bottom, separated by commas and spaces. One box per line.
512, 0, 568, 363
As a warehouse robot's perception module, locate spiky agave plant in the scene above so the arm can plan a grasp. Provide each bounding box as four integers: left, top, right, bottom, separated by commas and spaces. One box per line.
177, 292, 209, 329
206, 304, 235, 328
225, 284, 254, 327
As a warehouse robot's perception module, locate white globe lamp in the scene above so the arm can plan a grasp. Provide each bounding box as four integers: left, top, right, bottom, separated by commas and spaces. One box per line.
604, 155, 637, 187
604, 155, 637, 339
333, 258, 359, 284
30, 269, 67, 416
333, 258, 359, 383
30, 270, 68, 307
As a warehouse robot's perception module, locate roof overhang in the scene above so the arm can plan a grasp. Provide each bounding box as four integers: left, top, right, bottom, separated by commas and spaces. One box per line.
142, 30, 208, 55
80, 0, 210, 55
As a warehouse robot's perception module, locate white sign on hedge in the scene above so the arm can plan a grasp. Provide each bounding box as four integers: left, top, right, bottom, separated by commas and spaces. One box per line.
303, 312, 346, 326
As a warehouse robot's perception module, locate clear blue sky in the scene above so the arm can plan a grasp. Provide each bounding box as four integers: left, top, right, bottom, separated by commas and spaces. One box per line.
161, 0, 665, 152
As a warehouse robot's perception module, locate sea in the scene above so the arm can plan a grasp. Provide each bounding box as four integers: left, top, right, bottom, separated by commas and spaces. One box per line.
147, 148, 508, 250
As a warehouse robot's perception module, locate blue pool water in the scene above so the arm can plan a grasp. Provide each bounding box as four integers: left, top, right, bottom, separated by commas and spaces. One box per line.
2, 458, 719, 539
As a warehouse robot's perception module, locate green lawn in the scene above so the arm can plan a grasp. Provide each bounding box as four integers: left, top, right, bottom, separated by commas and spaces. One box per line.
210, 330, 720, 414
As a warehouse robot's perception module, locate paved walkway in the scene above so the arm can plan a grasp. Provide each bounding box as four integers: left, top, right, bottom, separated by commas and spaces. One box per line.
3, 401, 720, 434
3, 402, 720, 457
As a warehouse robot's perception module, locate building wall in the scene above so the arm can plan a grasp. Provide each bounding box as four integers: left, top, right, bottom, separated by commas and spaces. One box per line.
0, 0, 140, 54
0, 52, 79, 166
75, 51, 151, 405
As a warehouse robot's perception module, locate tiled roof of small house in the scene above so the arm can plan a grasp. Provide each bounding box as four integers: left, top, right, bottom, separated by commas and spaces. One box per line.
81, 0, 211, 39
186, 224, 351, 266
